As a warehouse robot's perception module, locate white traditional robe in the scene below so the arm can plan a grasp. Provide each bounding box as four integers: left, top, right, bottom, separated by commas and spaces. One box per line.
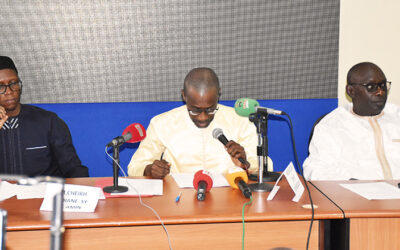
128, 104, 271, 176
303, 103, 400, 180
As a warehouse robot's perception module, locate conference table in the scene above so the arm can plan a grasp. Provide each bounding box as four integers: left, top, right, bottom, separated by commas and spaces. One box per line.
311, 180, 400, 250
0, 176, 343, 250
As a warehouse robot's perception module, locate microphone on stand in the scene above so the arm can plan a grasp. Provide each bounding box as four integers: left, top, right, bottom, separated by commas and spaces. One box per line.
193, 170, 213, 201
234, 98, 286, 117
234, 98, 282, 188
106, 123, 146, 148
104, 123, 146, 194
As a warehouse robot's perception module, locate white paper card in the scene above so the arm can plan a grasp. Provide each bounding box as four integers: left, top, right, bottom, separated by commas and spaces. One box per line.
267, 185, 280, 200
171, 173, 229, 188
266, 162, 304, 202
283, 162, 304, 202
266, 171, 284, 200
340, 182, 400, 200
40, 183, 101, 212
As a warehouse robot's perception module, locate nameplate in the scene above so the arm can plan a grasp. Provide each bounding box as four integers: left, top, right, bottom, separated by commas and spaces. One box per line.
40, 183, 101, 212
267, 162, 304, 202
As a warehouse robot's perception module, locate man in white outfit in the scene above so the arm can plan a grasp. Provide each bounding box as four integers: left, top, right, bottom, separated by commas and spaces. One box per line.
304, 62, 400, 180
128, 67, 260, 179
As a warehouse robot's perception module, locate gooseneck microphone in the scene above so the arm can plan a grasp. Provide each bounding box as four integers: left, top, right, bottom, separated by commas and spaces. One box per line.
225, 167, 252, 198
106, 123, 146, 147
234, 98, 286, 117
193, 170, 213, 201
212, 128, 249, 167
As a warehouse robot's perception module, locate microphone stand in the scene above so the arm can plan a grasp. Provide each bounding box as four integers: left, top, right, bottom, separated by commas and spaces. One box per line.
0, 209, 7, 250
103, 145, 128, 193
248, 113, 280, 192
0, 175, 65, 250
50, 179, 64, 250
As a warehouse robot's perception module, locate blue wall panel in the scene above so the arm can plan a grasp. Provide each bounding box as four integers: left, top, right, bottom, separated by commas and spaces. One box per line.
35, 99, 337, 177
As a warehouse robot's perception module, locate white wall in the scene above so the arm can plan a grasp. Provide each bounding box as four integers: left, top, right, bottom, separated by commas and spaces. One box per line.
339, 0, 400, 105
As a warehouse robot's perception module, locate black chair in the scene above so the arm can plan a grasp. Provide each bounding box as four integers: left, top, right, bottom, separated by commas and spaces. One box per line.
307, 113, 328, 155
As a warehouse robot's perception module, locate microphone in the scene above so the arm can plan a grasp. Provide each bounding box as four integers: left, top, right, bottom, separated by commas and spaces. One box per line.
193, 170, 213, 201
212, 128, 249, 167
225, 166, 252, 198
234, 98, 285, 117
106, 123, 146, 147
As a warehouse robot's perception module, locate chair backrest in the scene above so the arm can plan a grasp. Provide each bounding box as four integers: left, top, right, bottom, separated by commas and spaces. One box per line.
307, 113, 328, 154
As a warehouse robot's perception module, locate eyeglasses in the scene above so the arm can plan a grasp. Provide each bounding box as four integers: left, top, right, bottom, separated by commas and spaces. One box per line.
348, 81, 391, 93
187, 105, 219, 116
0, 80, 23, 94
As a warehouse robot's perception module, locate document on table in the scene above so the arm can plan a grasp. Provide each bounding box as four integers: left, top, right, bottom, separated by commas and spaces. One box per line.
0, 181, 105, 201
0, 181, 47, 200
171, 173, 230, 188
109, 177, 163, 196
340, 182, 400, 200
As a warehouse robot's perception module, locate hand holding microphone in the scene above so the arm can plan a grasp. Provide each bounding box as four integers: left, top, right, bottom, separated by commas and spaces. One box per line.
193, 170, 213, 201
226, 166, 252, 198
212, 128, 250, 170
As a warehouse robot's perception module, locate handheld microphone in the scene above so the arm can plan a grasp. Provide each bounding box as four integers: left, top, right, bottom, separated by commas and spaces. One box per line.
225, 166, 252, 198
212, 128, 249, 167
106, 123, 146, 147
234, 98, 285, 117
193, 170, 213, 201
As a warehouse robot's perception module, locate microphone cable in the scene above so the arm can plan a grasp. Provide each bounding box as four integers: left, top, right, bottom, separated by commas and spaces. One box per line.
241, 195, 253, 250
105, 147, 173, 250
282, 113, 314, 250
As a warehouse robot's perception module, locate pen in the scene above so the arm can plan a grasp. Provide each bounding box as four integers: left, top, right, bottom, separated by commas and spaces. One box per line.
175, 191, 182, 203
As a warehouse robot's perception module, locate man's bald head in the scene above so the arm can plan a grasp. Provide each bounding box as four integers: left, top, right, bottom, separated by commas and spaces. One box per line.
346, 62, 388, 116
183, 67, 220, 96
347, 62, 385, 85
181, 68, 221, 128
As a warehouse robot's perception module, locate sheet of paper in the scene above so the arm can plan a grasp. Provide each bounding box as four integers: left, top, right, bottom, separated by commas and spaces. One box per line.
0, 181, 47, 200
109, 178, 163, 196
340, 182, 400, 200
171, 173, 230, 188
16, 183, 47, 199
0, 181, 17, 201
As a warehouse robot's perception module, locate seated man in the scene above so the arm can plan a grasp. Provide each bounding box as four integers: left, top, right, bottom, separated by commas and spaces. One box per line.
128, 67, 260, 179
304, 62, 400, 180
0, 56, 88, 177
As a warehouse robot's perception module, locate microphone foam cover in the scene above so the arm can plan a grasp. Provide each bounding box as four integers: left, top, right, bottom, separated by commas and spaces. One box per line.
193, 170, 213, 191
226, 167, 248, 189
234, 98, 259, 117
123, 123, 146, 143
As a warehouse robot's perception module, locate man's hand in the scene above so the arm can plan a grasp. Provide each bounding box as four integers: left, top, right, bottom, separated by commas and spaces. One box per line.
143, 160, 171, 179
0, 106, 8, 129
225, 140, 249, 170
